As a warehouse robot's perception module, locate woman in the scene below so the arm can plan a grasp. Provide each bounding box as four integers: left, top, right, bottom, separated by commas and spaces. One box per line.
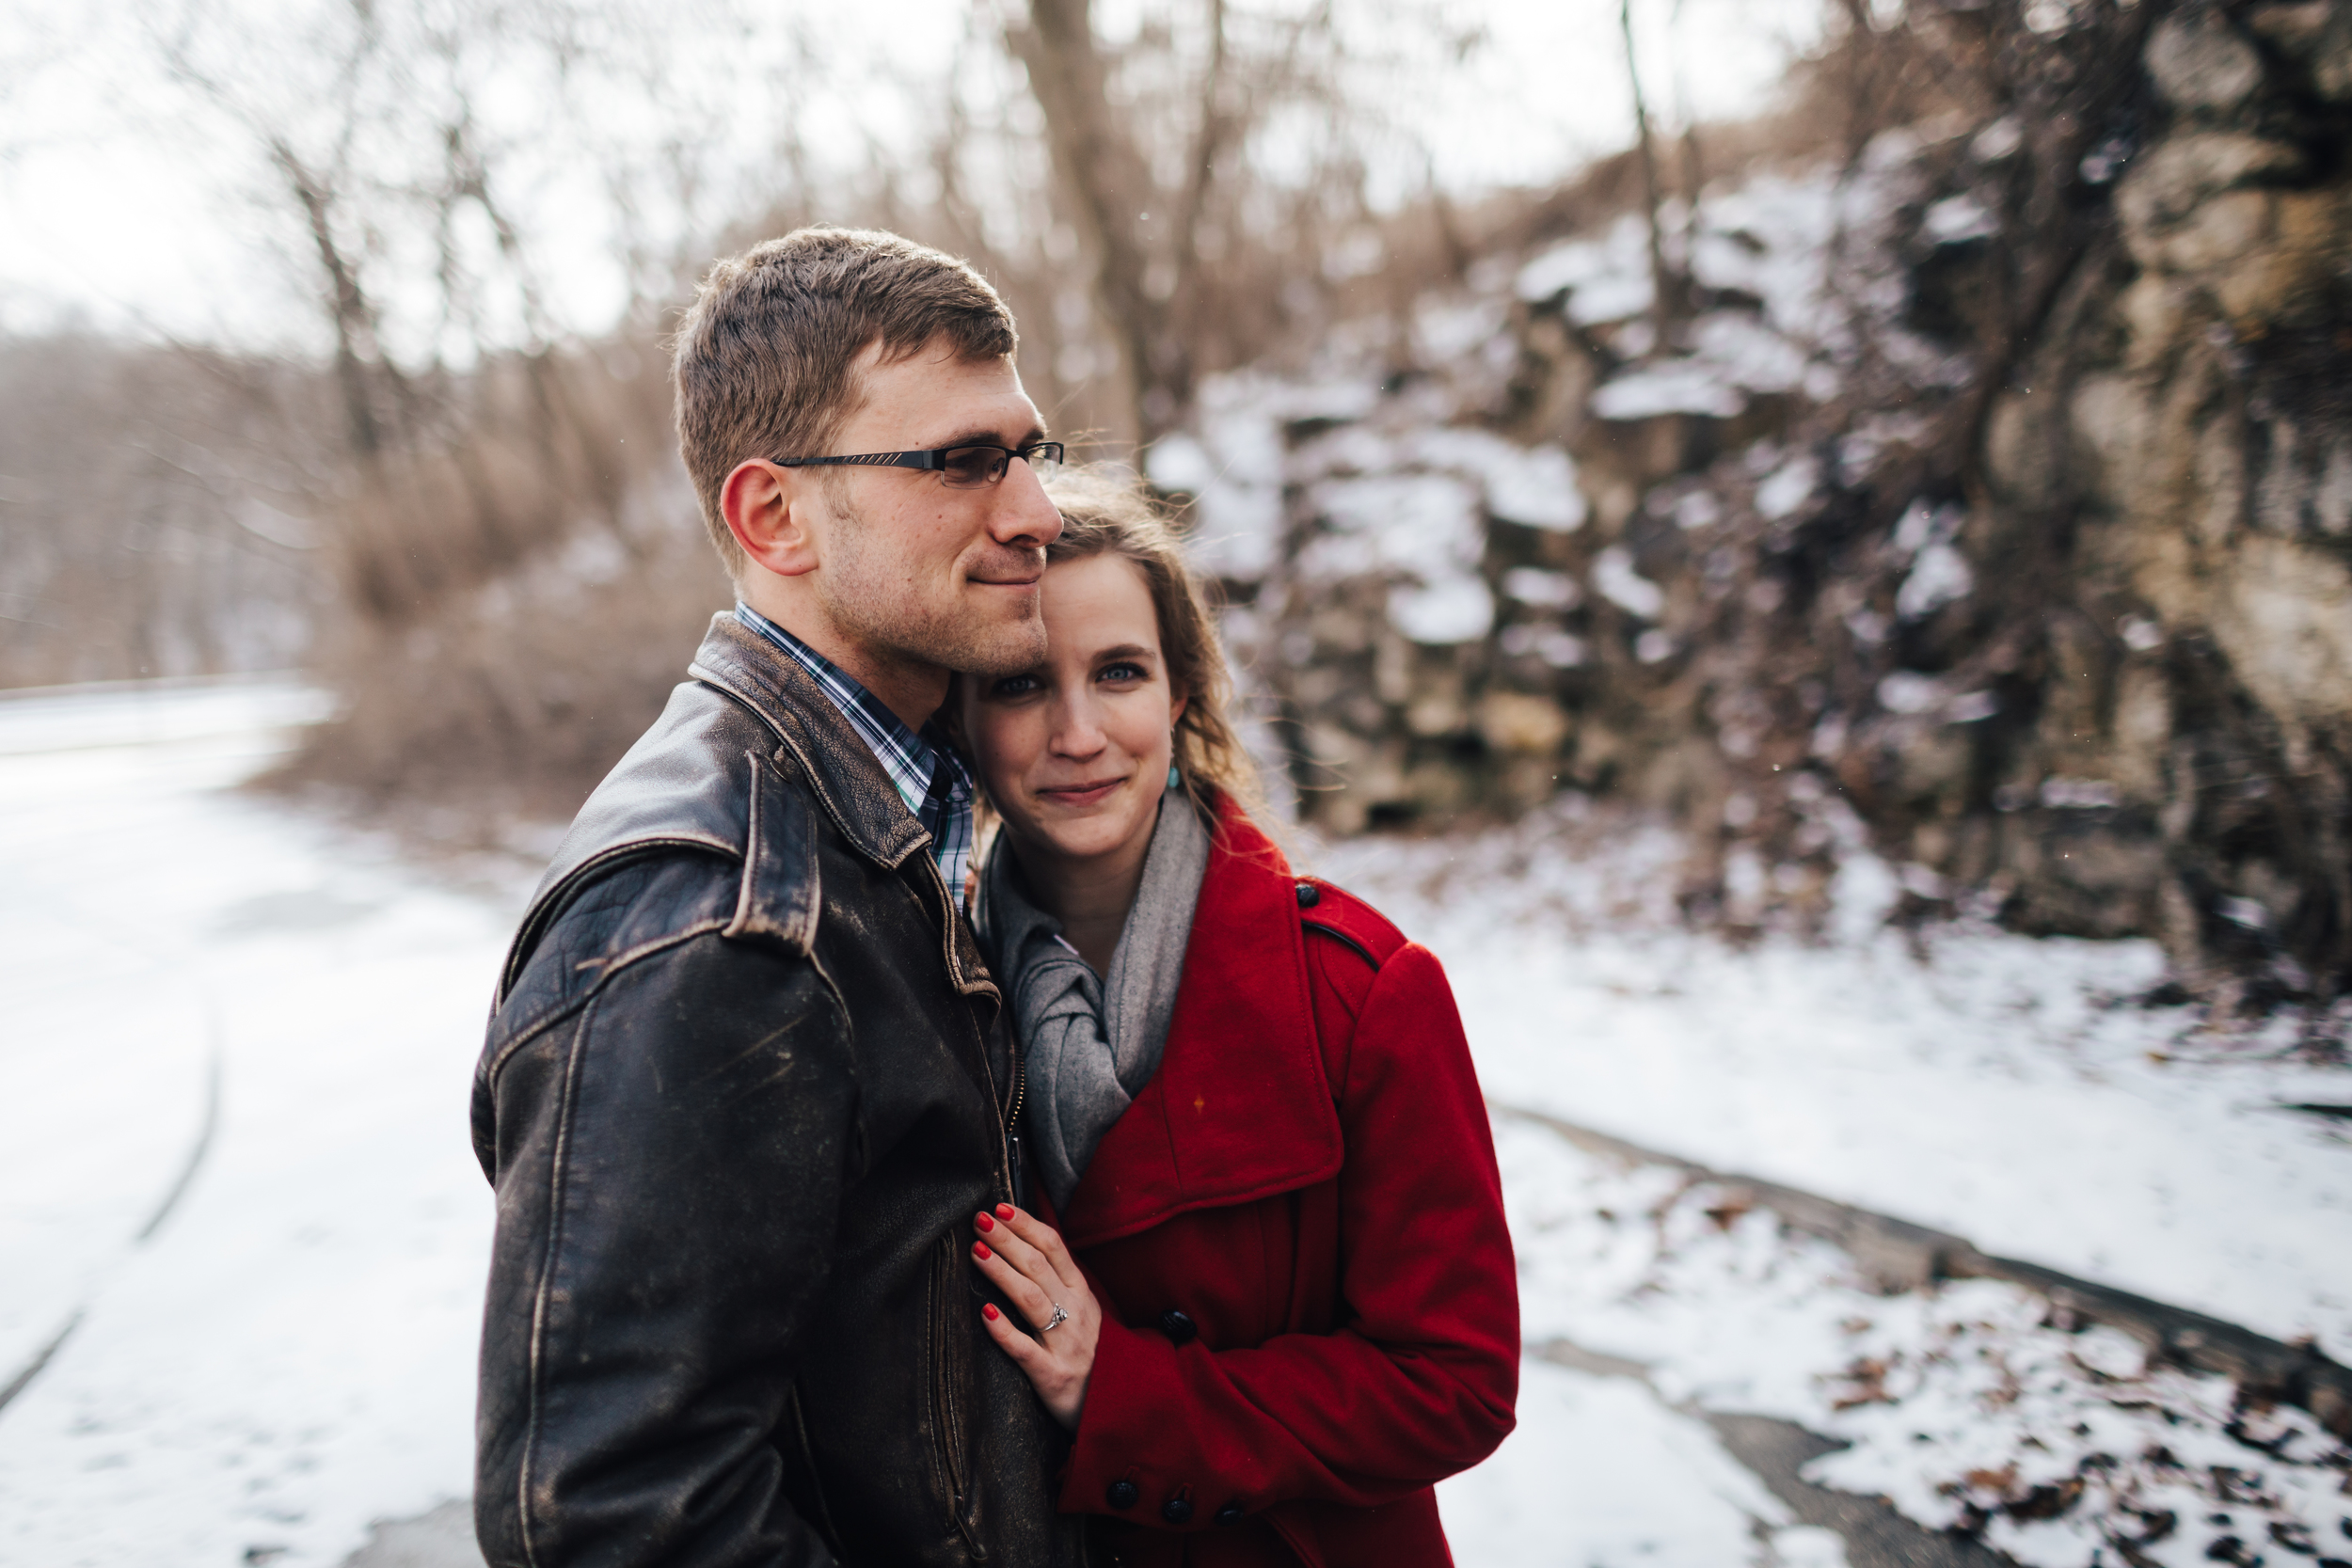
957, 469, 1518, 1568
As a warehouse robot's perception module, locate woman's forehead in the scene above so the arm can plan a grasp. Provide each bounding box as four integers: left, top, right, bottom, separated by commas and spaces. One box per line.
1041, 552, 1158, 644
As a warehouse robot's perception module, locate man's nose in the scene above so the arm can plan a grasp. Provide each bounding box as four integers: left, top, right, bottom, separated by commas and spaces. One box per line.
987, 457, 1063, 548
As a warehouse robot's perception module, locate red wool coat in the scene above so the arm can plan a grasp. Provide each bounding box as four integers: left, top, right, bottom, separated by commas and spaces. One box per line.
1049, 805, 1519, 1568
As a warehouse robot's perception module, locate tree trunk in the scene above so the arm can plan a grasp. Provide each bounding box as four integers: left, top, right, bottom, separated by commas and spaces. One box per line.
1007, 0, 1171, 449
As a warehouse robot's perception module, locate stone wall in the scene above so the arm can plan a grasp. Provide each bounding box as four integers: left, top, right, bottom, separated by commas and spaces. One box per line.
1162, 1, 2352, 1009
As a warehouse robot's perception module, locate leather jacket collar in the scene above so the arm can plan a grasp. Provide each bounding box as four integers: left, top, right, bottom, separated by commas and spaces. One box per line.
689, 611, 933, 872
506, 613, 998, 1007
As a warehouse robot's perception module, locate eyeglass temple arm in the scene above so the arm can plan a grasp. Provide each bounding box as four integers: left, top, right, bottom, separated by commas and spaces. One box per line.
773, 444, 1056, 470
774, 451, 937, 470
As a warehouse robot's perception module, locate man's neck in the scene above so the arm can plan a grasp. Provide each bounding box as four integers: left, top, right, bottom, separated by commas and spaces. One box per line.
740, 582, 948, 733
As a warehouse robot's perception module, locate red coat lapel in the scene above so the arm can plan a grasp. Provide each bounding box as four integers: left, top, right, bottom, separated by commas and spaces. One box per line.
1057, 803, 1347, 1250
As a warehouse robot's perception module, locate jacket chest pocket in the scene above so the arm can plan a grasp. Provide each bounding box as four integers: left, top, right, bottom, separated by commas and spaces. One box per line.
928, 1231, 988, 1560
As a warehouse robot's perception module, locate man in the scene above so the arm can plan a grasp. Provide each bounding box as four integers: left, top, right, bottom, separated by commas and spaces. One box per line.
471, 228, 1089, 1567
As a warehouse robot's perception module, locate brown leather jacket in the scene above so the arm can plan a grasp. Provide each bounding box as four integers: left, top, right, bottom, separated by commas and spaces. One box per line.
472, 613, 1089, 1568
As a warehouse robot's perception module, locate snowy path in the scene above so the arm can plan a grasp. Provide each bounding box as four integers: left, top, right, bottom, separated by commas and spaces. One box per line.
0, 682, 510, 1568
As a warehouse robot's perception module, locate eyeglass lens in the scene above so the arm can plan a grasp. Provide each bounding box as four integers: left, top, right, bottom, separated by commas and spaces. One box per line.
940, 444, 1063, 488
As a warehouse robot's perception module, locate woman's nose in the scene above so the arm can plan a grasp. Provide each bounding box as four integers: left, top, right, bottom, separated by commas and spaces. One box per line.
1048, 694, 1106, 758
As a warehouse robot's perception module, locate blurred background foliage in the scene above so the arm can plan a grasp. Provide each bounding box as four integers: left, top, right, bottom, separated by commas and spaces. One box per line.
1, 0, 2347, 1022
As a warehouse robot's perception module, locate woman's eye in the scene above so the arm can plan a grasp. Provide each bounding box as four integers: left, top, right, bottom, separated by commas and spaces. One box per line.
990, 674, 1041, 698
1098, 662, 1147, 684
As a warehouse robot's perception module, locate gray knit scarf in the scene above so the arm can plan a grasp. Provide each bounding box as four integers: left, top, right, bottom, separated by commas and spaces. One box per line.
977, 796, 1213, 1212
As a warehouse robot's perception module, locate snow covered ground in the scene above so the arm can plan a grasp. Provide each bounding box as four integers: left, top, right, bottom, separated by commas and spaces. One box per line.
0, 679, 510, 1568
1315, 804, 2352, 1568
1482, 1115, 2348, 1568
1311, 806, 2352, 1363
1, 680, 2345, 1568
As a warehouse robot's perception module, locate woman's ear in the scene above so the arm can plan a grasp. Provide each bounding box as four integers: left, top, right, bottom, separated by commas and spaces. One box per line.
1168, 679, 1189, 727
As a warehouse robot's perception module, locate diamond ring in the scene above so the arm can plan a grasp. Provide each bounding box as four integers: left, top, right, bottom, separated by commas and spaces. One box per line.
1041, 1304, 1069, 1333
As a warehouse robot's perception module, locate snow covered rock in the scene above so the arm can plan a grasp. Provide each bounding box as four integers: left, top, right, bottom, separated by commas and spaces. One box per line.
1152, 3, 2352, 1008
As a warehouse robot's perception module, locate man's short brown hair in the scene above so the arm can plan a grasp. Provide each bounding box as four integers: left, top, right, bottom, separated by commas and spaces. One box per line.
672, 227, 1019, 577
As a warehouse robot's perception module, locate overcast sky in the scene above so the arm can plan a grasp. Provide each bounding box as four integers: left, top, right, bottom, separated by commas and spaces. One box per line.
0, 0, 1823, 354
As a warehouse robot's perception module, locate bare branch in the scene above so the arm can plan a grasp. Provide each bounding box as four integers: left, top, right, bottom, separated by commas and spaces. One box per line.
1619, 0, 1682, 342
1168, 0, 1231, 383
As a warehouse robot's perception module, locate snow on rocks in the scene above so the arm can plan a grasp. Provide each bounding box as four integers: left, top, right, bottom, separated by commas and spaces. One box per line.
1389, 575, 1496, 646
1593, 546, 1667, 619
1756, 451, 1824, 521
1592, 357, 1750, 420
1158, 380, 1590, 616
1146, 133, 1950, 839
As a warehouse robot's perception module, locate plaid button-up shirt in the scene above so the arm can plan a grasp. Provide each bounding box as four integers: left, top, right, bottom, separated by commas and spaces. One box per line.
735, 604, 976, 899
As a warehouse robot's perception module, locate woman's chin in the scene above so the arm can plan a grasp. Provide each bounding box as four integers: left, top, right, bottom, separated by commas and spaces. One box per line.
1016, 799, 1156, 864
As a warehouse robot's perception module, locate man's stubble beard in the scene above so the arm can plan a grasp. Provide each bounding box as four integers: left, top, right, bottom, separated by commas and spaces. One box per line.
815, 485, 1048, 679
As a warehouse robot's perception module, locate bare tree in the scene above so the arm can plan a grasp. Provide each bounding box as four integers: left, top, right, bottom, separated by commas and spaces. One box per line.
135, 0, 830, 622
1001, 0, 1462, 451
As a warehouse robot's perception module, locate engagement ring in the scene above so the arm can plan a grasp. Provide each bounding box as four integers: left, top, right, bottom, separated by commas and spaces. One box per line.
1041, 1304, 1069, 1333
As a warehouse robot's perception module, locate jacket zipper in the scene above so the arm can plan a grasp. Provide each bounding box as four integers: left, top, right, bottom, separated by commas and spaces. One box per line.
922, 852, 1025, 1209
930, 1232, 989, 1560
921, 857, 1009, 1562
1005, 1037, 1028, 1213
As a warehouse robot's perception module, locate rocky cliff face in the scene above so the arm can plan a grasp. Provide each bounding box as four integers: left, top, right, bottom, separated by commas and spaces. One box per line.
1158, 1, 2352, 1013
2021, 2, 2352, 1006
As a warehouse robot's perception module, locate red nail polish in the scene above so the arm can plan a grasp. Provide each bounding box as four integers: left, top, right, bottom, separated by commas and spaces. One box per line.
976, 1212, 995, 1232
983, 1303, 1000, 1322
995, 1203, 1015, 1220
973, 1242, 992, 1260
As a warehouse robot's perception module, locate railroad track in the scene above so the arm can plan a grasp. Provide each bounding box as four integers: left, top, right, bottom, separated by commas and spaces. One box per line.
1491, 1100, 2352, 1439
0, 1045, 220, 1418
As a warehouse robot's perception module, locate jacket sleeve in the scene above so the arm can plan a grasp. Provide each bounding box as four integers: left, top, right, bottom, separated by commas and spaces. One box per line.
474, 861, 851, 1568
1060, 942, 1519, 1522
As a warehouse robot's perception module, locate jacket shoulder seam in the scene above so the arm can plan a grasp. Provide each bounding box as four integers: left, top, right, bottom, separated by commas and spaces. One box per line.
485, 919, 735, 1087
500, 836, 740, 1004
1295, 879, 1407, 963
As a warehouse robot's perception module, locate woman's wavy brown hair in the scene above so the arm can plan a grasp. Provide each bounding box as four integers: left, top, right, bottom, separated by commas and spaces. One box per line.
1038, 466, 1266, 825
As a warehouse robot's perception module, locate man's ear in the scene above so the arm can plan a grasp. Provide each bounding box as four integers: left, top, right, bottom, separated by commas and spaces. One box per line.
722, 460, 820, 578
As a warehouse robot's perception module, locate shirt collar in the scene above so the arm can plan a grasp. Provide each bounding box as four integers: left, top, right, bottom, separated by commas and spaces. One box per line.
732, 605, 976, 898
733, 605, 969, 797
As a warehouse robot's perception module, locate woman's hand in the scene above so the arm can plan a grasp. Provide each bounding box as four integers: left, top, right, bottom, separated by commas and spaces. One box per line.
972, 1204, 1099, 1430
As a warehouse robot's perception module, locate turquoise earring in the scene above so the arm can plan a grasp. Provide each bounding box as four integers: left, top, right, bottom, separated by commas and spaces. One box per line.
1167, 764, 1181, 790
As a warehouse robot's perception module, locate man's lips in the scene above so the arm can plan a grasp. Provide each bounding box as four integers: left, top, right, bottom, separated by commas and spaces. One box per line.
969, 551, 1045, 588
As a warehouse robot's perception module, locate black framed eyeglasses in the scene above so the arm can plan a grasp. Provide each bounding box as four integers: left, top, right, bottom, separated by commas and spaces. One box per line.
773, 440, 1064, 489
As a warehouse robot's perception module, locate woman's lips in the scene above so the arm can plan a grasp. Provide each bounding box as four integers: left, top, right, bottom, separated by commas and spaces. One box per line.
1037, 777, 1126, 808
